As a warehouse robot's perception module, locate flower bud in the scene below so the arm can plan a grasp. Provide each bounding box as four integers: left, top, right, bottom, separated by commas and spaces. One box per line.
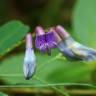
23, 33, 36, 80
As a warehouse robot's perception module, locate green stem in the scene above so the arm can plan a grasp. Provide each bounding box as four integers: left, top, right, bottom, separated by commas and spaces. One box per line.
34, 76, 70, 96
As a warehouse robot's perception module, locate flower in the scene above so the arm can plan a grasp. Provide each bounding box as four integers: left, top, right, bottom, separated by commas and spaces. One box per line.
35, 26, 56, 55
45, 31, 57, 48
54, 25, 96, 61
35, 26, 46, 52
23, 33, 36, 80
52, 27, 82, 60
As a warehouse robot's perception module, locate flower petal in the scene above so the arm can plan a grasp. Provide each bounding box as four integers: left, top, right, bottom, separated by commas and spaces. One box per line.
24, 49, 36, 80
46, 32, 57, 48
26, 33, 33, 49
35, 34, 47, 52
55, 25, 70, 39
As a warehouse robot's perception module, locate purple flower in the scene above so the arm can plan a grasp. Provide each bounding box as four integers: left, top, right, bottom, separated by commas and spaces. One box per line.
24, 33, 36, 80
35, 26, 57, 55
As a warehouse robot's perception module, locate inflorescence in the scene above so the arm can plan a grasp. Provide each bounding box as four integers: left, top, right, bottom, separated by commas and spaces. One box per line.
23, 25, 96, 80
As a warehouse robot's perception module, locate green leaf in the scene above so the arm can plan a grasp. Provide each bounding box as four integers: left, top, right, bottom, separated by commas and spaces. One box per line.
0, 20, 29, 56
73, 0, 96, 48
0, 92, 8, 96
0, 49, 94, 87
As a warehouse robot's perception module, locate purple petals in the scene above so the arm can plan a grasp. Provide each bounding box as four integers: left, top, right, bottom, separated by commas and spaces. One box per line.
35, 34, 47, 52
35, 26, 57, 54
35, 26, 45, 36
46, 32, 57, 48
35, 26, 47, 52
55, 25, 70, 39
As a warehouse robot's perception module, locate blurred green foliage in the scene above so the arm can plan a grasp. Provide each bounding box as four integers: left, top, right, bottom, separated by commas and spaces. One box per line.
73, 0, 96, 48
0, 92, 8, 96
40, 0, 64, 27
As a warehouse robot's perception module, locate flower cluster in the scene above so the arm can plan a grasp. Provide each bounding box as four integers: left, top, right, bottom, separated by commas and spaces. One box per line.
23, 25, 96, 80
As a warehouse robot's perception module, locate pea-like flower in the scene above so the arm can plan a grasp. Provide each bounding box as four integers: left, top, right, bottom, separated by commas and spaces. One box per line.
35, 26, 56, 55
54, 25, 96, 61
23, 33, 36, 80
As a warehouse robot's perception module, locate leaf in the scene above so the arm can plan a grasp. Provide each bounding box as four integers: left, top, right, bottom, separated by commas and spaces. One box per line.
0, 49, 94, 87
0, 20, 29, 56
0, 92, 8, 96
73, 0, 96, 48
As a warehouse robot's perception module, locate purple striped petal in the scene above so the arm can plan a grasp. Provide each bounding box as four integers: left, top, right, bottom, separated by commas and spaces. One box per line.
35, 26, 47, 52
35, 26, 57, 54
46, 31, 57, 48
35, 34, 47, 52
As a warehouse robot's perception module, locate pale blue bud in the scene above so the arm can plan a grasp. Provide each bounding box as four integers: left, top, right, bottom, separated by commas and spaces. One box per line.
23, 33, 36, 80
